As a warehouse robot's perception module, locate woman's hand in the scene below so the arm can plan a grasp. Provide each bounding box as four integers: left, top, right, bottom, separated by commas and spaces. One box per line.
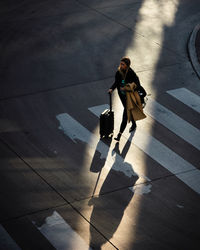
108, 89, 113, 93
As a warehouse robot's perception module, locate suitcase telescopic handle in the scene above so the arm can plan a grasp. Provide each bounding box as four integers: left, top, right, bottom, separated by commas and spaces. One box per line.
109, 92, 112, 111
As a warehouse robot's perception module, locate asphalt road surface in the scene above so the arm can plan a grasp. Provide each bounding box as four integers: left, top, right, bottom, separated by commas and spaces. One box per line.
0, 1, 200, 249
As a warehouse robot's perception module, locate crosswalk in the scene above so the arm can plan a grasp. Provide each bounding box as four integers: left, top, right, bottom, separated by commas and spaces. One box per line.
0, 211, 92, 250
34, 211, 92, 250
89, 108, 200, 194
145, 97, 200, 150
1, 87, 199, 250
167, 88, 200, 113
88, 90, 200, 194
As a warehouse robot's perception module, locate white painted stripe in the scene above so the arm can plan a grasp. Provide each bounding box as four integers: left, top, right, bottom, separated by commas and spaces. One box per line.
35, 211, 92, 250
0, 224, 21, 250
167, 88, 200, 113
132, 130, 200, 194
88, 104, 109, 118
57, 113, 152, 195
89, 105, 200, 194
56, 113, 139, 179
145, 98, 200, 150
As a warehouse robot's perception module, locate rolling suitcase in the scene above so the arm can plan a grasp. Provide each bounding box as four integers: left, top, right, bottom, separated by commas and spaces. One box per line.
100, 93, 114, 138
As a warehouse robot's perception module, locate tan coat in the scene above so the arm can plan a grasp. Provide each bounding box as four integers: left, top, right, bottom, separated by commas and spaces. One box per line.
124, 83, 146, 122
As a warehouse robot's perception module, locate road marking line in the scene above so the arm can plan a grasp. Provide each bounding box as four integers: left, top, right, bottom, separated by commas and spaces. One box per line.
56, 113, 151, 195
132, 130, 200, 194
89, 105, 200, 194
56, 113, 139, 179
34, 211, 92, 250
89, 104, 108, 118
145, 98, 200, 150
0, 224, 21, 250
167, 88, 200, 113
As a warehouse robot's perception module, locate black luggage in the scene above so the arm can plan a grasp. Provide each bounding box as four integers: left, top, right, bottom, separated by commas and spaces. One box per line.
100, 93, 114, 138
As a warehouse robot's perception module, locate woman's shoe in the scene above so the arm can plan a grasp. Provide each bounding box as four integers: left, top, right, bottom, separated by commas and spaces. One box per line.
114, 133, 122, 141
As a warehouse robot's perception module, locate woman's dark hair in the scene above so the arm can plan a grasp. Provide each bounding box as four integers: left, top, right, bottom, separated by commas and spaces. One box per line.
121, 57, 131, 67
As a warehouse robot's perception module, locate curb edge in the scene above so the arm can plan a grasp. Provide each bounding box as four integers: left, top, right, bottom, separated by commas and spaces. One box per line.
188, 24, 200, 80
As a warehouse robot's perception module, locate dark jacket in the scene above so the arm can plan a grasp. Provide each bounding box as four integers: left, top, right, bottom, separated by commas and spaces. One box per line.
110, 67, 141, 101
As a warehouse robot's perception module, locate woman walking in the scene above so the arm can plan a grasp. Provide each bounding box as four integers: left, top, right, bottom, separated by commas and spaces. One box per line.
108, 57, 146, 141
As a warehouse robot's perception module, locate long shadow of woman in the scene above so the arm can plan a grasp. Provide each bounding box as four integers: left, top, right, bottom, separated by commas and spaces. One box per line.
89, 134, 138, 249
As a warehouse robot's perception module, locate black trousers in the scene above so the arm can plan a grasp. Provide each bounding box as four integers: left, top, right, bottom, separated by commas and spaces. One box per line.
119, 95, 136, 134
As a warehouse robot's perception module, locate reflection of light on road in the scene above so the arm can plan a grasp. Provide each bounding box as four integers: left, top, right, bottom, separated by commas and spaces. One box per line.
124, 0, 180, 247
126, 0, 179, 83
125, 0, 180, 171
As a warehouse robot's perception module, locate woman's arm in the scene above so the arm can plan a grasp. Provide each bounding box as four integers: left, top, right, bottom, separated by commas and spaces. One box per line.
108, 71, 120, 92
